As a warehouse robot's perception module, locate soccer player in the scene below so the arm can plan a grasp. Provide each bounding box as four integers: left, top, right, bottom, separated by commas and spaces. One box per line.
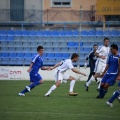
18, 46, 51, 96
85, 44, 98, 91
85, 38, 110, 91
44, 53, 86, 97
96, 44, 120, 99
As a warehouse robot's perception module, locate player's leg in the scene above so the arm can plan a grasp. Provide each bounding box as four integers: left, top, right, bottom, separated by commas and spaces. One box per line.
67, 76, 78, 96
44, 72, 63, 96
106, 88, 120, 107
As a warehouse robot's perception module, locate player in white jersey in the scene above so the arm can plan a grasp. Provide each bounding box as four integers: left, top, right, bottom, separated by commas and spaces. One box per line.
85, 38, 110, 91
45, 53, 86, 96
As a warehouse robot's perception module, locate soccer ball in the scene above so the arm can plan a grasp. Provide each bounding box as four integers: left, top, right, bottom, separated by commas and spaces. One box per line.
118, 95, 120, 101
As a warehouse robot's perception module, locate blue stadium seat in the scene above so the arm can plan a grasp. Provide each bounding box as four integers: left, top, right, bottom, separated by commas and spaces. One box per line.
111, 30, 119, 36
7, 30, 15, 36
68, 47, 77, 53
9, 47, 16, 52
24, 53, 32, 58
46, 53, 54, 59
15, 42, 23, 47
0, 41, 8, 47
81, 30, 88, 36
83, 42, 91, 46
14, 30, 22, 36
51, 30, 58, 37
60, 47, 69, 52
16, 58, 24, 65
52, 42, 61, 47
67, 42, 75, 47
42, 53, 47, 59
1, 53, 9, 58
17, 53, 24, 58
8, 41, 15, 46
1, 47, 8, 51
90, 42, 98, 46
16, 47, 23, 52
53, 48, 61, 52
45, 42, 53, 47
103, 31, 111, 36
21, 30, 29, 36
62, 53, 70, 59
9, 58, 18, 65
60, 42, 67, 47
22, 42, 31, 46
65, 30, 73, 36
6, 36, 14, 41
73, 30, 79, 36
96, 30, 103, 36
0, 36, 7, 41
1, 58, 10, 65
58, 31, 66, 36
44, 30, 51, 36
0, 30, 7, 36
45, 47, 53, 52
29, 30, 37, 36
36, 31, 44, 36
54, 53, 62, 59
88, 30, 96, 36
84, 47, 92, 53
9, 53, 16, 58
23, 47, 31, 52
24, 58, 32, 65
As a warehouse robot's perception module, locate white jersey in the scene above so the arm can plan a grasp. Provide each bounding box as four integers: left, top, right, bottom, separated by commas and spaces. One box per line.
57, 59, 74, 73
96, 45, 110, 63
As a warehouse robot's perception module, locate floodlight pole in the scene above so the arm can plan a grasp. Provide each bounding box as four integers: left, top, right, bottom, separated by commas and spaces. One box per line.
77, 5, 82, 80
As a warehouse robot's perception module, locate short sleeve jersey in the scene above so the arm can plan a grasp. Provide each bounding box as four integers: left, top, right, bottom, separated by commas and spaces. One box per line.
106, 54, 120, 74
57, 59, 74, 73
30, 54, 43, 73
96, 45, 110, 63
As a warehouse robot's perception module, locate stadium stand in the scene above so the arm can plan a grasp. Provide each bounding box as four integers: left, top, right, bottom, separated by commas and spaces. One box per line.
0, 30, 120, 66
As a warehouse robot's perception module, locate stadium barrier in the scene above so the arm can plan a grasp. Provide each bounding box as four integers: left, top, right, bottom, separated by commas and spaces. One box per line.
0, 66, 89, 81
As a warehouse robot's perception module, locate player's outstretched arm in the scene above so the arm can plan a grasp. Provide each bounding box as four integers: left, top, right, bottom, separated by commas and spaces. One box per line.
27, 62, 34, 73
48, 62, 61, 71
41, 66, 52, 70
71, 68, 86, 76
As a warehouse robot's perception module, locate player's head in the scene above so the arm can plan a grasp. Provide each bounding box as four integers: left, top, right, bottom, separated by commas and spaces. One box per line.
104, 38, 109, 47
37, 46, 44, 55
93, 44, 98, 51
110, 44, 118, 54
71, 53, 79, 62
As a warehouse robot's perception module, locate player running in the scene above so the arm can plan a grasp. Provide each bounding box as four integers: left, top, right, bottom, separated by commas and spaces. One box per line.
84, 44, 98, 91
96, 44, 120, 99
85, 38, 110, 91
44, 53, 86, 97
18, 46, 51, 96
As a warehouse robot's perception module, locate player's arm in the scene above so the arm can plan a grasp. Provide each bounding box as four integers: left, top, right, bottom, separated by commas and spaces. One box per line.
116, 57, 120, 80
94, 52, 106, 60
71, 68, 86, 76
41, 66, 52, 70
27, 62, 34, 73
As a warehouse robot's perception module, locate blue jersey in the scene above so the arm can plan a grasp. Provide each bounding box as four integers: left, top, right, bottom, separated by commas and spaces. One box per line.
107, 54, 120, 74
30, 54, 43, 73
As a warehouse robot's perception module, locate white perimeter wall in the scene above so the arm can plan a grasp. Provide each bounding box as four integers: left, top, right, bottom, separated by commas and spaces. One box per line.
0, 66, 90, 81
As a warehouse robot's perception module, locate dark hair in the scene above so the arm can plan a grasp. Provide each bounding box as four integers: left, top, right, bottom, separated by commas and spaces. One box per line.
71, 53, 79, 59
110, 44, 118, 51
104, 37, 109, 41
37, 46, 44, 51
93, 44, 98, 47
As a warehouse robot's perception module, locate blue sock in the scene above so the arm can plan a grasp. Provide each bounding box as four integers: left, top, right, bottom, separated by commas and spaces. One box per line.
108, 90, 120, 103
100, 89, 107, 98
20, 89, 28, 94
28, 81, 40, 90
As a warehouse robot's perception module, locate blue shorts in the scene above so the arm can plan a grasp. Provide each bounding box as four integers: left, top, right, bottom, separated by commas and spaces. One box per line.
30, 72, 42, 82
101, 74, 117, 86
118, 82, 120, 87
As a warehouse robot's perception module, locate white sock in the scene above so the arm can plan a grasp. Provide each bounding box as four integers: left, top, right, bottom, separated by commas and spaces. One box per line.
97, 78, 102, 89
86, 76, 95, 87
69, 80, 75, 92
45, 85, 57, 95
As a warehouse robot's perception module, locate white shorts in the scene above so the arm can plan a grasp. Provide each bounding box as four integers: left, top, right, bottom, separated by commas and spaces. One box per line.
94, 60, 106, 74
55, 70, 70, 83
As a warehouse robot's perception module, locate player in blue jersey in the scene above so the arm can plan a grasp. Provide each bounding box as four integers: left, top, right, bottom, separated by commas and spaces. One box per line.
18, 46, 51, 96
96, 44, 120, 99
85, 44, 98, 91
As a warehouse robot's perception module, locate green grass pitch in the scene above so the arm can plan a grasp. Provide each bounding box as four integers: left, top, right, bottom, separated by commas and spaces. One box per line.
0, 80, 120, 120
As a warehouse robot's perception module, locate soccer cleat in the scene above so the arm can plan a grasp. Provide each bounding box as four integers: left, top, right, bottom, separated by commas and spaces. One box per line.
44, 94, 50, 97
18, 93, 25, 96
97, 88, 100, 92
85, 85, 89, 92
106, 101, 113, 107
69, 92, 78, 96
96, 95, 101, 99
25, 86, 30, 92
